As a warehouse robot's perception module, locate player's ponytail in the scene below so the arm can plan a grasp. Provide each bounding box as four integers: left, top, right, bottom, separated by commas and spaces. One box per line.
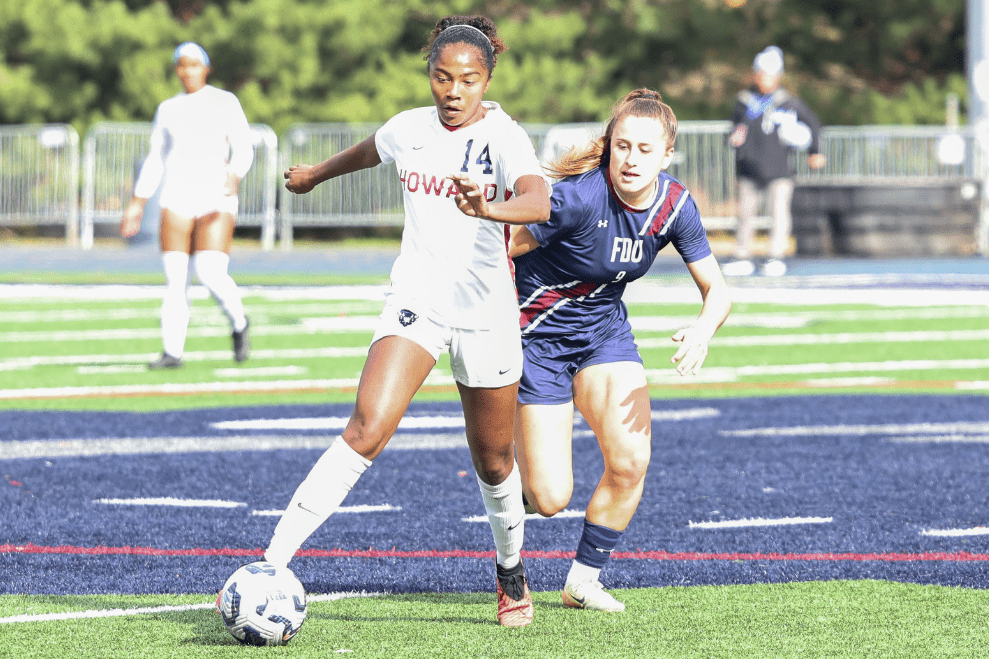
545, 88, 678, 179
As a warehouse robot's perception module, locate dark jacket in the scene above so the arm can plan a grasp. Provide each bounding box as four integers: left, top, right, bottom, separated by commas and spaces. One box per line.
731, 87, 822, 187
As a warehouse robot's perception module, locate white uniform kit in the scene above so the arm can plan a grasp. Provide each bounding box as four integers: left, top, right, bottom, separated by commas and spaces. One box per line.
132, 59, 253, 365
134, 85, 254, 218
373, 102, 543, 387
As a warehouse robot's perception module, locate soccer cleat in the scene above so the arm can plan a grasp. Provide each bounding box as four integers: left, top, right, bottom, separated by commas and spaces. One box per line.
562, 579, 626, 612
147, 352, 183, 370
760, 258, 787, 277
232, 318, 251, 363
495, 560, 534, 627
721, 258, 755, 277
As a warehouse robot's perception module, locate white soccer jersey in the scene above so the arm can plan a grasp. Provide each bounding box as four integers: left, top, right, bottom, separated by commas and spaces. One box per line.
375, 102, 542, 329
134, 85, 254, 206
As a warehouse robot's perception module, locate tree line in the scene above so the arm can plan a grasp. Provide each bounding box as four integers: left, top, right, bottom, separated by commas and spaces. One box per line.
0, 0, 966, 136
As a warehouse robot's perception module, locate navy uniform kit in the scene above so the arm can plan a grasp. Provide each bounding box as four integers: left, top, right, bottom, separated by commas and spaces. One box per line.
514, 167, 712, 404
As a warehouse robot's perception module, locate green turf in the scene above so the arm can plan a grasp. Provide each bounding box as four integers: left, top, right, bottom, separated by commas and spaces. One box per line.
2, 290, 987, 411
2, 581, 986, 658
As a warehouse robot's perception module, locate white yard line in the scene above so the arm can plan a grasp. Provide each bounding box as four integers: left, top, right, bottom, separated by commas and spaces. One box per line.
0, 433, 471, 460
689, 517, 833, 529
1, 357, 986, 399
0, 346, 369, 372
462, 509, 587, 523
647, 357, 989, 383
252, 505, 401, 516
0, 284, 390, 301
721, 422, 989, 438
94, 498, 247, 508
0, 591, 379, 625
211, 416, 467, 432
920, 527, 989, 537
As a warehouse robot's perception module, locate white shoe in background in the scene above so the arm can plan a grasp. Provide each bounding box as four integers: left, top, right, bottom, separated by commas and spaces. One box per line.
722, 259, 755, 277
761, 258, 788, 277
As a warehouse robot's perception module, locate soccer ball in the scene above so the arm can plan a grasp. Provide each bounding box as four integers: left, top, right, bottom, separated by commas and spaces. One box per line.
217, 561, 307, 646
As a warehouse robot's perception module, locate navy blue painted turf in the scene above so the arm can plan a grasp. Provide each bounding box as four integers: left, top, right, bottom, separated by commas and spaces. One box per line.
1, 395, 988, 595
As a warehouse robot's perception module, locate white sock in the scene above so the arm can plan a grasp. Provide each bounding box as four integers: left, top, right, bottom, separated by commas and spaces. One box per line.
264, 437, 372, 567
160, 251, 190, 358
566, 560, 602, 585
192, 250, 247, 332
476, 461, 525, 569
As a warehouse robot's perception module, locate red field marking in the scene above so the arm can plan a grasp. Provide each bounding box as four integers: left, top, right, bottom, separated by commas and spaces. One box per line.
3, 543, 988, 563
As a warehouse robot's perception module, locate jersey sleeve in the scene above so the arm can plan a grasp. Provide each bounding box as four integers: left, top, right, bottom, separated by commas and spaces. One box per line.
225, 93, 254, 179
669, 195, 712, 264
497, 122, 543, 194
133, 106, 166, 199
527, 178, 586, 246
374, 113, 401, 165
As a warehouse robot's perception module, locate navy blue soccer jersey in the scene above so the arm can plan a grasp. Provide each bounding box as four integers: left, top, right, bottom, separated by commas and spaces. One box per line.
514, 166, 711, 337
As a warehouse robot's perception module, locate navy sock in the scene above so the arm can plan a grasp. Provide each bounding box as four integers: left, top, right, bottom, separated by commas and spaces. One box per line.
574, 519, 623, 569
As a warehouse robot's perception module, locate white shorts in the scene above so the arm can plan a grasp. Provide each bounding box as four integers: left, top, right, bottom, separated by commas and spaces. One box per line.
160, 184, 239, 219
371, 296, 522, 388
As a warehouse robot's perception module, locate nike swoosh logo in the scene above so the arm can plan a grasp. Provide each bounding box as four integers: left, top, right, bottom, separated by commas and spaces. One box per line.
297, 502, 319, 516
412, 146, 424, 150
569, 592, 586, 605
499, 368, 511, 375
507, 518, 523, 531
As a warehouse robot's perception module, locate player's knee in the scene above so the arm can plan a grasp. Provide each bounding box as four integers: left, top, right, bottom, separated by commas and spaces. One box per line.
473, 458, 514, 487
605, 446, 651, 489
341, 415, 393, 460
192, 251, 230, 289
528, 484, 572, 517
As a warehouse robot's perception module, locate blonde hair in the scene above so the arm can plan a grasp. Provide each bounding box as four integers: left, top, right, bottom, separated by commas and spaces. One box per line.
545, 89, 678, 179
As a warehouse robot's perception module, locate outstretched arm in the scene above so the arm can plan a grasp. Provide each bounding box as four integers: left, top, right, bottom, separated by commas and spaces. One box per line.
670, 254, 732, 375
284, 134, 382, 194
449, 173, 550, 225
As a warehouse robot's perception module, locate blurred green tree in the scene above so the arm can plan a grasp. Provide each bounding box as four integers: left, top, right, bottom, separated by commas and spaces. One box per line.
0, 0, 967, 132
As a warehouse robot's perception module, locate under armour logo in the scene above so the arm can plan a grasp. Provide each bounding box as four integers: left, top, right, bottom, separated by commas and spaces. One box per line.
398, 309, 418, 326
598, 220, 609, 228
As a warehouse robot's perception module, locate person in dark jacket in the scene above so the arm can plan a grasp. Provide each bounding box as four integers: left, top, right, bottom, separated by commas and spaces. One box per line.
723, 46, 826, 277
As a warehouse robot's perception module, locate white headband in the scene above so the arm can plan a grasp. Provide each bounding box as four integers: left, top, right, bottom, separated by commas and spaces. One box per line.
447, 24, 492, 49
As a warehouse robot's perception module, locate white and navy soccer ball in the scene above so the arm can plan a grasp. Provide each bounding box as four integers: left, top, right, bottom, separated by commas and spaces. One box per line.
217, 561, 307, 646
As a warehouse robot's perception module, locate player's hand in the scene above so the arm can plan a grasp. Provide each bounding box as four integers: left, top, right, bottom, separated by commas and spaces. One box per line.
808, 153, 827, 170
448, 173, 490, 218
670, 325, 712, 376
120, 200, 143, 238
729, 125, 747, 148
223, 172, 240, 196
284, 164, 316, 194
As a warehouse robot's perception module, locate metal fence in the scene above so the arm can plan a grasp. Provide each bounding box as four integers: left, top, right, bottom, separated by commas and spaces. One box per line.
80, 122, 279, 250
4, 121, 988, 254
0, 124, 80, 244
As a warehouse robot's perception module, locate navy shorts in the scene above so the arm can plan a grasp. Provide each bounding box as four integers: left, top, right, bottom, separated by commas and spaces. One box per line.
518, 316, 642, 405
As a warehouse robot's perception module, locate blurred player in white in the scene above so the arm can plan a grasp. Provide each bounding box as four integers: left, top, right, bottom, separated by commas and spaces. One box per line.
121, 42, 253, 369
266, 16, 550, 627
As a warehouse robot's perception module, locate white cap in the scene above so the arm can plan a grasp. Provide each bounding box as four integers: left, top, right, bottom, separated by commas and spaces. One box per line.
173, 42, 210, 66
753, 46, 784, 76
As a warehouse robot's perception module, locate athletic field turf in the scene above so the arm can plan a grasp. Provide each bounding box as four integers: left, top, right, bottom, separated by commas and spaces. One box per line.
1, 265, 988, 657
